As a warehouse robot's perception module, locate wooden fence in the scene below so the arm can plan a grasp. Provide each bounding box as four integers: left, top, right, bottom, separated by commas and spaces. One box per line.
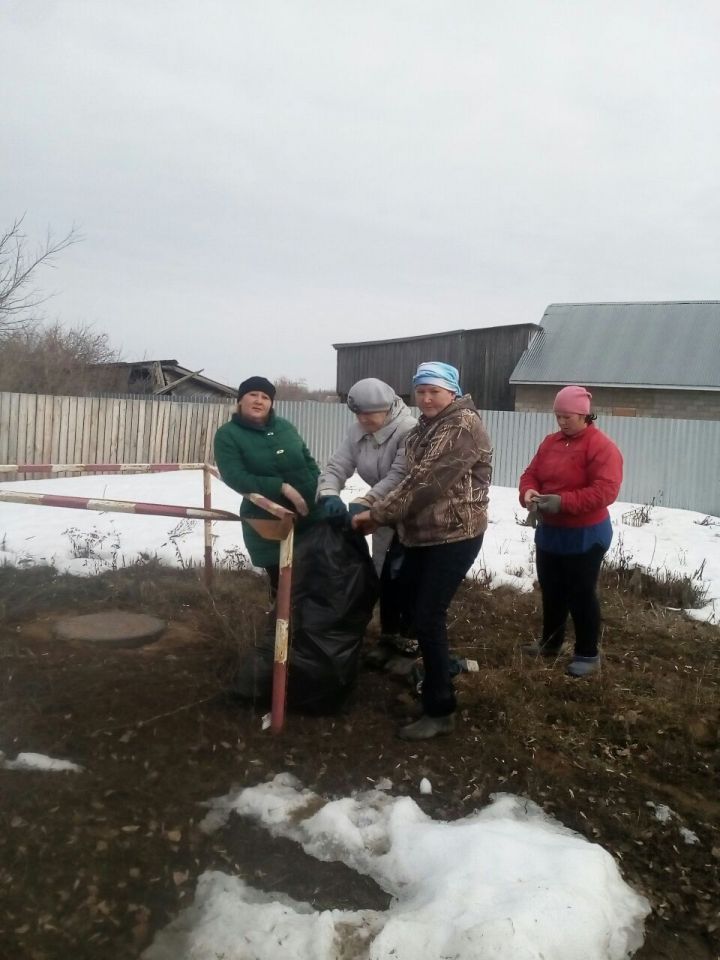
1, 390, 719, 516
0, 392, 236, 477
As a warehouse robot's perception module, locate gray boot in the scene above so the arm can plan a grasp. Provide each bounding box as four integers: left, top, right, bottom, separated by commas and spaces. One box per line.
398, 714, 455, 741
566, 655, 600, 677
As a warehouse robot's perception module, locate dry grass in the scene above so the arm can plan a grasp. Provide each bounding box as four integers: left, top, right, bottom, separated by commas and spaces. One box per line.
0, 562, 718, 959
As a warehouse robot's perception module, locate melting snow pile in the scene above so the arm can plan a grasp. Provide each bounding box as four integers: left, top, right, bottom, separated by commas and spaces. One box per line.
1, 751, 83, 772
144, 773, 650, 960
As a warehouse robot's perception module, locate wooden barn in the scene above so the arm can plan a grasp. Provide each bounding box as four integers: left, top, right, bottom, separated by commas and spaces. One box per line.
334, 323, 539, 410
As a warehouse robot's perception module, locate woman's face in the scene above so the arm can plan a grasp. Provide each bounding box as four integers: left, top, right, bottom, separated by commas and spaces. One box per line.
415, 385, 456, 418
356, 410, 388, 433
555, 412, 587, 436
239, 391, 272, 423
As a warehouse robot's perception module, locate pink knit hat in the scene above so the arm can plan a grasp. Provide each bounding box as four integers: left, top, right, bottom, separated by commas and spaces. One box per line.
553, 385, 592, 415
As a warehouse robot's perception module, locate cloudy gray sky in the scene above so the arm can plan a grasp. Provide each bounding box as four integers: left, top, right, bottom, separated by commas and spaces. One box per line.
2, 1, 719, 389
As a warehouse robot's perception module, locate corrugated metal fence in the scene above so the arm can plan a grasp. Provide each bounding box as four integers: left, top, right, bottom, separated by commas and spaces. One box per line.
482, 410, 720, 516
0, 391, 718, 516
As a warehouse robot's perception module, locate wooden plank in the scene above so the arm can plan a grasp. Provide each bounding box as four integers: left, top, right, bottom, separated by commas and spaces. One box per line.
93, 397, 105, 465
177, 401, 188, 464
198, 405, 209, 462
7, 393, 20, 466
181, 402, 193, 463
135, 400, 146, 463
125, 400, 142, 463
158, 400, 170, 462
56, 396, 70, 473
116, 398, 127, 464
168, 402, 180, 463
193, 403, 202, 461
41, 394, 53, 463
33, 395, 46, 463
16, 393, 29, 476
24, 394, 38, 476
80, 396, 93, 465
147, 400, 159, 462
77, 397, 88, 464
50, 396, 62, 469
109, 400, 121, 464
69, 396, 82, 464
189, 402, 201, 462
100, 397, 110, 463
0, 392, 11, 463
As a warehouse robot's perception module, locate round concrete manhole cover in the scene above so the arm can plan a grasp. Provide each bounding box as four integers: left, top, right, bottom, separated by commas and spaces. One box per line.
53, 611, 167, 648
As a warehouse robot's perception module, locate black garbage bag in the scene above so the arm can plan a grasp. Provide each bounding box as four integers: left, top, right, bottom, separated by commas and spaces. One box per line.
232, 522, 379, 713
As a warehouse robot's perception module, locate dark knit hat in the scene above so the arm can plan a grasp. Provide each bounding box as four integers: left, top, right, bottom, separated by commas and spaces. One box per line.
237, 376, 276, 402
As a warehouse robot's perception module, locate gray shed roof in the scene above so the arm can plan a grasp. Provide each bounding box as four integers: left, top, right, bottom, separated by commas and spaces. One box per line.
510, 302, 720, 391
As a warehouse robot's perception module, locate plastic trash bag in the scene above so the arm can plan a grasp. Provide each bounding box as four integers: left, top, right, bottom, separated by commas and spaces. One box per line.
232, 522, 379, 713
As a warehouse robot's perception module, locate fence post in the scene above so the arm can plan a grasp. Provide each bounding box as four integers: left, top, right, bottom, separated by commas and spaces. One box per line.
203, 463, 213, 590
271, 525, 294, 734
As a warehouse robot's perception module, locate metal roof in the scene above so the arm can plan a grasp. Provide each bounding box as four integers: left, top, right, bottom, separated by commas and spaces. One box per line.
333, 322, 538, 350
510, 302, 720, 391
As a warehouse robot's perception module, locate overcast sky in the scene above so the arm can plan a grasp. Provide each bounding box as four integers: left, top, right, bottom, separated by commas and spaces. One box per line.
2, 1, 719, 389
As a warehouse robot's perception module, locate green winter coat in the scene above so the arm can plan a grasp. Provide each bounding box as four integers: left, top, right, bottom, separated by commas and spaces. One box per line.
214, 411, 322, 568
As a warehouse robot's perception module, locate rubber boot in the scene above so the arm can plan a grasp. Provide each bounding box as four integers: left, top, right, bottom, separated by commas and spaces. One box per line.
397, 714, 455, 741
566, 655, 600, 677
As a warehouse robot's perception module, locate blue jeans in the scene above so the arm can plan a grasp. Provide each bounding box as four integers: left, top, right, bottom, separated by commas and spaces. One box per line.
402, 535, 484, 717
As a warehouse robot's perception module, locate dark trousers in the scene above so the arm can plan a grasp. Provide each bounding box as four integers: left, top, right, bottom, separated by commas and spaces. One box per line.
402, 535, 483, 717
378, 537, 413, 637
535, 544, 606, 657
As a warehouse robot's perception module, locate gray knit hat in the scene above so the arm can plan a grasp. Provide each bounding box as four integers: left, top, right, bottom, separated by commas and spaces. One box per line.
346, 378, 396, 413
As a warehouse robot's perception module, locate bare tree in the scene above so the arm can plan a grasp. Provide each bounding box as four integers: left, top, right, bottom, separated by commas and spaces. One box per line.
0, 216, 80, 335
0, 321, 120, 395
274, 376, 337, 402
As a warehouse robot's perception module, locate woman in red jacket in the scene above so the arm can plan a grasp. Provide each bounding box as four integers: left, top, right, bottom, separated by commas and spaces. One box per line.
518, 386, 623, 677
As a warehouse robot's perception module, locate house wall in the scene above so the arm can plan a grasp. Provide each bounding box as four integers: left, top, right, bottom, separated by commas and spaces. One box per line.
514, 384, 720, 421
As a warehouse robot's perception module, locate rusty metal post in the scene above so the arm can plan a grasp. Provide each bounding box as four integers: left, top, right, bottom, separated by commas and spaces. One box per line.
203, 463, 213, 590
271, 524, 294, 734
242, 494, 297, 734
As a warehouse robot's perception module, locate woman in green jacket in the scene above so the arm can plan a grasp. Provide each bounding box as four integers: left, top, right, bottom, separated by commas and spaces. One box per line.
214, 376, 321, 595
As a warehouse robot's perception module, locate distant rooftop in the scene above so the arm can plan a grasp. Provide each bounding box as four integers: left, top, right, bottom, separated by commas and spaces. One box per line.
333, 322, 538, 350
510, 302, 720, 391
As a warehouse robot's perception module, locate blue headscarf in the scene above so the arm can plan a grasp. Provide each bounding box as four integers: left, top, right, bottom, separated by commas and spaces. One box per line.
412, 361, 462, 395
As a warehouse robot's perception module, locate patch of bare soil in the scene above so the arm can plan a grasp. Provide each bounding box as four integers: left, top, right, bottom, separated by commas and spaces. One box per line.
0, 563, 718, 959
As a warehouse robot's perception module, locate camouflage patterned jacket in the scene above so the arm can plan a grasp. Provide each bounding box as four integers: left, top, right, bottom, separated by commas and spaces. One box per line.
369, 395, 492, 547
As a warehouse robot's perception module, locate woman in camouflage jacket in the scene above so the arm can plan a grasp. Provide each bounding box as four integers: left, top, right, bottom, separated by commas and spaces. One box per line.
353, 362, 492, 741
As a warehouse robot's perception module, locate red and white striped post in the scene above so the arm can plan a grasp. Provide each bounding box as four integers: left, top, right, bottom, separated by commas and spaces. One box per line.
203, 464, 213, 589
0, 463, 209, 476
0, 488, 240, 522
245, 493, 296, 734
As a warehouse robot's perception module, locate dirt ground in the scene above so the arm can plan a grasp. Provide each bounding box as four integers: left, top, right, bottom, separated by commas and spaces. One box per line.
0, 562, 718, 960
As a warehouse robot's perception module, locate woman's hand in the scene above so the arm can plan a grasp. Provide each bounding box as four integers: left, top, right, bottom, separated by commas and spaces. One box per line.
524, 489, 540, 508
281, 483, 309, 517
351, 510, 379, 534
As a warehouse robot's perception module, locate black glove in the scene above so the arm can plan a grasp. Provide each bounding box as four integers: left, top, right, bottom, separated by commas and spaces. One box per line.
535, 494, 562, 514
348, 501, 369, 518
318, 495, 347, 519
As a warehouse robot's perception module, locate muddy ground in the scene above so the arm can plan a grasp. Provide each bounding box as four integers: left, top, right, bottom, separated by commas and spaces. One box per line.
0, 562, 718, 960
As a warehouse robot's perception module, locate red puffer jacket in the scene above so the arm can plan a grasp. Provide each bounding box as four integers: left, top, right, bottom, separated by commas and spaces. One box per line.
518, 424, 623, 528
